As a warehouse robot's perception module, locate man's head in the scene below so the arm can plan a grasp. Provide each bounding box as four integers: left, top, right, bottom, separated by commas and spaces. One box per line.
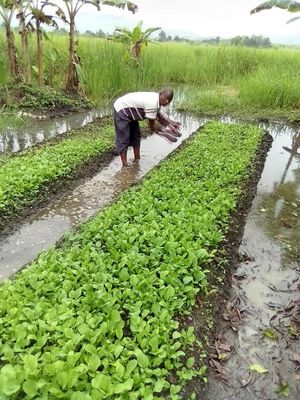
159, 88, 174, 107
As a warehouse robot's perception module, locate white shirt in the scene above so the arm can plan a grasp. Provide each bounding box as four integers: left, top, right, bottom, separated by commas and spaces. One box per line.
114, 92, 160, 120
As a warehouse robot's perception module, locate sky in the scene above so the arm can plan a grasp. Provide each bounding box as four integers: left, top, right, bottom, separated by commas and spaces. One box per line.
72, 0, 300, 40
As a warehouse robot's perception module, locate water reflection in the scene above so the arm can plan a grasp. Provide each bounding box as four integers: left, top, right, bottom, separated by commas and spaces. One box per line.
201, 126, 300, 400
0, 112, 201, 280
0, 107, 111, 153
257, 130, 300, 262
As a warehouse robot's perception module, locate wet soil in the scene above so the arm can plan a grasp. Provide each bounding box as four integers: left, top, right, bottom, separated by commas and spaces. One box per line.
188, 127, 300, 399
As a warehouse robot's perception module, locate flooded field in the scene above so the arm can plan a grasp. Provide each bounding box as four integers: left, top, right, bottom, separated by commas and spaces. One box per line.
0, 110, 299, 399
0, 107, 111, 153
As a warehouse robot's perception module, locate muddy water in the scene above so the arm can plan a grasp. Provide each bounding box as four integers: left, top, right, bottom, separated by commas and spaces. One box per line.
0, 111, 204, 280
0, 107, 111, 153
203, 124, 300, 399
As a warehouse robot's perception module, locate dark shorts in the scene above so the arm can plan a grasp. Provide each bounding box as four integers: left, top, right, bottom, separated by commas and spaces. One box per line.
114, 110, 141, 154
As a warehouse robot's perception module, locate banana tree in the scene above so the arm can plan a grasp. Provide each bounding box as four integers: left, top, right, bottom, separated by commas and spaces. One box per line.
50, 0, 138, 93
16, 0, 31, 83
26, 0, 58, 86
251, 1, 300, 23
110, 20, 160, 63
0, 0, 19, 80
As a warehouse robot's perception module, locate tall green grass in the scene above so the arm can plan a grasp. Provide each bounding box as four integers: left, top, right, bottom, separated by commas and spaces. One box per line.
1, 29, 300, 115
239, 63, 300, 109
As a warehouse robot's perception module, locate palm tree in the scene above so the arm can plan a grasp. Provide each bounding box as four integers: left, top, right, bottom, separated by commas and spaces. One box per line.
0, 0, 19, 80
51, 0, 138, 93
110, 21, 160, 63
251, 1, 300, 23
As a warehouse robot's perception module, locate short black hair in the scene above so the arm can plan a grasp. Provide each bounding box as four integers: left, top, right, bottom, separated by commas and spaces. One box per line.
159, 88, 174, 101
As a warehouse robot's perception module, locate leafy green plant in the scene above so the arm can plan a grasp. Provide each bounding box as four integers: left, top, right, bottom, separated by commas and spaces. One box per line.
249, 363, 269, 373
0, 120, 115, 220
109, 20, 160, 63
262, 327, 278, 340
277, 381, 290, 397
1, 83, 90, 111
251, 1, 300, 24
0, 121, 263, 398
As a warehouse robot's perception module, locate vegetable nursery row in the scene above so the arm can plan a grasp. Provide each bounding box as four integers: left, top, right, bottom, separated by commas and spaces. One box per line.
0, 121, 264, 399
0, 121, 115, 224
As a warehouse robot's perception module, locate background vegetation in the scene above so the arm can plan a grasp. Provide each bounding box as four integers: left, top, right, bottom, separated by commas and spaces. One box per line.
1, 0, 300, 120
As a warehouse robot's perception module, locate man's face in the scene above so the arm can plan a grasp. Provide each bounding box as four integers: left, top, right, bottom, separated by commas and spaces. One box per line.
160, 94, 170, 107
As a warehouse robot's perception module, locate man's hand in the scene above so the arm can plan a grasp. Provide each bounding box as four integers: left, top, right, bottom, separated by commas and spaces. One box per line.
157, 112, 182, 131
173, 121, 182, 129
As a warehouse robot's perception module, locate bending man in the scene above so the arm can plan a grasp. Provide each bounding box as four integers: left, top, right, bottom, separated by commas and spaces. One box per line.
113, 88, 180, 167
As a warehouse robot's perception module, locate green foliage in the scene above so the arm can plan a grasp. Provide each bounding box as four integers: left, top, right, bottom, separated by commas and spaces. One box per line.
0, 121, 263, 398
262, 327, 278, 340
0, 83, 90, 111
249, 363, 269, 373
0, 110, 29, 129
0, 122, 115, 219
277, 381, 290, 397
239, 64, 300, 109
0, 31, 9, 84
110, 20, 160, 62
228, 35, 272, 48
1, 27, 300, 117
251, 1, 300, 24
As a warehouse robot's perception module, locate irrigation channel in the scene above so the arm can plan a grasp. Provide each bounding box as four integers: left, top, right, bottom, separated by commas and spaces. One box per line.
0, 108, 299, 399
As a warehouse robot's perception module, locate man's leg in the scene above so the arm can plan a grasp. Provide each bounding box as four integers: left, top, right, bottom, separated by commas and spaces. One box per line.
129, 120, 141, 161
114, 110, 130, 167
119, 150, 128, 167
133, 146, 140, 161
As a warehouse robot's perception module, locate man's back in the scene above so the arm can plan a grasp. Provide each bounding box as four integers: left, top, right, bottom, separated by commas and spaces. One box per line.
114, 92, 160, 121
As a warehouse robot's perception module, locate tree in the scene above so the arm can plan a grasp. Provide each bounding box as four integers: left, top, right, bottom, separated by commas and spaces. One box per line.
16, 0, 31, 83
251, 1, 300, 23
25, 1, 59, 86
0, 0, 19, 80
51, 0, 138, 93
158, 29, 167, 42
110, 20, 160, 62
96, 28, 106, 37
228, 35, 272, 48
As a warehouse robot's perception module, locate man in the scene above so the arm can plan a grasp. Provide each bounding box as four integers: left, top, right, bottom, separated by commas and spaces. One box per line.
113, 88, 181, 167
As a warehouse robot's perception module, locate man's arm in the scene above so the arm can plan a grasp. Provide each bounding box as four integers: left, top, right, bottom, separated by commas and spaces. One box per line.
157, 111, 181, 129
147, 118, 159, 133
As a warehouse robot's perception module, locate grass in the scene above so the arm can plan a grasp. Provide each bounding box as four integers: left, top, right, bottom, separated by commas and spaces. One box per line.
1, 31, 300, 119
